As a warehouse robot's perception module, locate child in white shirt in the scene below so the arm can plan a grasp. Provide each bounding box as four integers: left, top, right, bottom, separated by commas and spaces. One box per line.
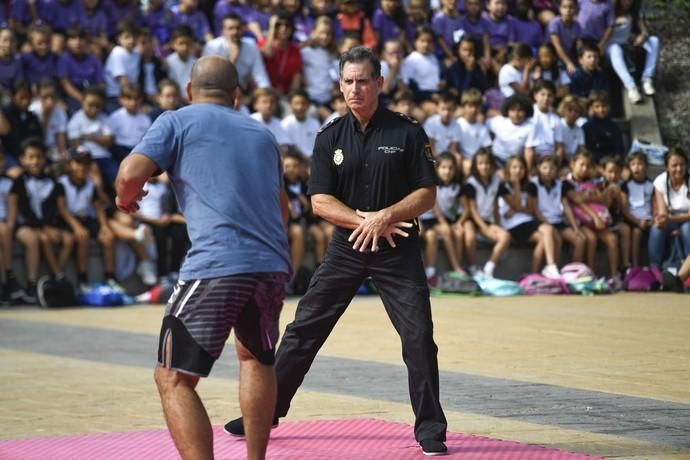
423, 93, 462, 160
457, 89, 492, 178
487, 94, 535, 172
250, 88, 291, 150
104, 20, 141, 107
281, 90, 320, 158
106, 83, 152, 162
525, 79, 565, 172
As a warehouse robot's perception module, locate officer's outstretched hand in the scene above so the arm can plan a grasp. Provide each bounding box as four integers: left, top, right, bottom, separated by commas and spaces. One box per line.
350, 210, 412, 252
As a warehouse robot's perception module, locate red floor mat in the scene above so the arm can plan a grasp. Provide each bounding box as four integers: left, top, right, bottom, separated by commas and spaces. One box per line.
0, 418, 601, 459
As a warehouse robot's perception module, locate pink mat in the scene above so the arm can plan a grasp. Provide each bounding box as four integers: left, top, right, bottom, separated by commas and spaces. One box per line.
0, 418, 601, 459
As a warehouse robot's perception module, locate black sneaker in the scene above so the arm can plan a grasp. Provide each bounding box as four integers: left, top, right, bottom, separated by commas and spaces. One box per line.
662, 270, 684, 293
420, 439, 448, 456
223, 416, 279, 437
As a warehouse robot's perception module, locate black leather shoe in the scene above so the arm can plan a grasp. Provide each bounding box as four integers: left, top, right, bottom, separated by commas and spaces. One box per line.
420, 439, 448, 456
223, 416, 279, 437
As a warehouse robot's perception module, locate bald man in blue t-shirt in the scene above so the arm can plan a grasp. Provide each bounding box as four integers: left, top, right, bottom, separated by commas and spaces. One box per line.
115, 56, 291, 460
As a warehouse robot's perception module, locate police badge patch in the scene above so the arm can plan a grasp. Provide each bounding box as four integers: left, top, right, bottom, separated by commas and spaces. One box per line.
424, 143, 434, 162
333, 148, 344, 165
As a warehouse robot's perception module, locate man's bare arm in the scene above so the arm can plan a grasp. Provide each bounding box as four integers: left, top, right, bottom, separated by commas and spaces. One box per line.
115, 153, 160, 213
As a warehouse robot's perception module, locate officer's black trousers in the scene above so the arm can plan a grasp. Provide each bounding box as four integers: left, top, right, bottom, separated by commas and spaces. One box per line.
273, 233, 447, 442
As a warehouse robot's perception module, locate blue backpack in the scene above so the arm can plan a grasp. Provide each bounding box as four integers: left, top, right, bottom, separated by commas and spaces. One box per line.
473, 274, 523, 296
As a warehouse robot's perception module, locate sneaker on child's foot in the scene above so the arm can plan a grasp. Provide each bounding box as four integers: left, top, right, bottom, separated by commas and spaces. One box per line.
11, 287, 37, 305
106, 278, 126, 293
420, 439, 448, 456
468, 265, 481, 277
627, 86, 642, 104
541, 264, 560, 279
642, 79, 655, 96
137, 260, 157, 286
608, 275, 624, 292
223, 416, 279, 437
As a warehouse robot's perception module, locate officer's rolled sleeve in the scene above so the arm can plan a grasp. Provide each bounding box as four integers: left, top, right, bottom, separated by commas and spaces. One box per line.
407, 128, 437, 190
131, 111, 180, 172
308, 136, 336, 196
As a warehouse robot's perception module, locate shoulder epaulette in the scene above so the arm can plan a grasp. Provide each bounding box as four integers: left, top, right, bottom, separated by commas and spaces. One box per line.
317, 116, 344, 134
393, 112, 419, 124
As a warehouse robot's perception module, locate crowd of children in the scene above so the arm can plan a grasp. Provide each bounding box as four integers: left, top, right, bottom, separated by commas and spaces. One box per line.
0, 0, 686, 302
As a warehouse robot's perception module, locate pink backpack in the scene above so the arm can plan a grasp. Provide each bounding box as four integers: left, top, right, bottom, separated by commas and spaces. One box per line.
519, 274, 569, 295
568, 181, 612, 229
624, 266, 662, 292
560, 262, 595, 283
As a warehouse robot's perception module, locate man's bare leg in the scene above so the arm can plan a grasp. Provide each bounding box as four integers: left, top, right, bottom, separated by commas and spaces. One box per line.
154, 365, 213, 460
236, 339, 277, 460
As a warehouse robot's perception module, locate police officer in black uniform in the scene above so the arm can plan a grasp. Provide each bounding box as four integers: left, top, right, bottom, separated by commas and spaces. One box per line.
225, 46, 448, 456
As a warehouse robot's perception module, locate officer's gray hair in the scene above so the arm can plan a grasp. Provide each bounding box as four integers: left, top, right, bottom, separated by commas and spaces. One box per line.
339, 46, 381, 80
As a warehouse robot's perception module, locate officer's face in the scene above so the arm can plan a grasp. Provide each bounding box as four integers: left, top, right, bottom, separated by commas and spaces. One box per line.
339, 61, 383, 115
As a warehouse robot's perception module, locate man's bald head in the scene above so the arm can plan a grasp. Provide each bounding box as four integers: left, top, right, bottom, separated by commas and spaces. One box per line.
189, 56, 239, 103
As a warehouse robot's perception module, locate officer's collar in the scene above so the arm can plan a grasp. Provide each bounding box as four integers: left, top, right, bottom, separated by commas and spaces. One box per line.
347, 104, 386, 133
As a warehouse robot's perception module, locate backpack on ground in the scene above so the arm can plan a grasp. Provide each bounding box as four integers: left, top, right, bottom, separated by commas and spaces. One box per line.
519, 273, 569, 295
624, 266, 662, 292
559, 262, 595, 283
473, 274, 523, 296
567, 277, 611, 295
80, 284, 125, 306
436, 272, 482, 295
37, 275, 77, 308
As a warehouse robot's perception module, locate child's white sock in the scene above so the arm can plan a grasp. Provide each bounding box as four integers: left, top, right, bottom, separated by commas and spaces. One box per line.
425, 266, 437, 279
483, 261, 496, 277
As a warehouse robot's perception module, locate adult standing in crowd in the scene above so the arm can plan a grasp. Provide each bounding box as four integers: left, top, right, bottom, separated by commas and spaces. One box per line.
649, 147, 690, 270
224, 46, 449, 456
203, 13, 271, 91
115, 56, 291, 460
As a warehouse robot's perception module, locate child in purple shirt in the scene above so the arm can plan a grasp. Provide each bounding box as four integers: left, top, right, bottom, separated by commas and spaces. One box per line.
548, 0, 582, 74
485, 0, 515, 74
458, 0, 492, 71
39, 0, 84, 35
81, 0, 109, 58
9, 0, 37, 36
511, 0, 543, 54
145, 0, 178, 52
57, 27, 105, 114
172, 0, 213, 44
372, 0, 406, 50
431, 0, 464, 62
104, 0, 144, 40
404, 0, 431, 48
577, 0, 615, 49
21, 26, 58, 90
0, 28, 24, 95
213, 0, 256, 36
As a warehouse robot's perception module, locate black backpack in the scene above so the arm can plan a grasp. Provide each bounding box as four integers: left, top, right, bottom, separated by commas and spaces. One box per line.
37, 275, 77, 308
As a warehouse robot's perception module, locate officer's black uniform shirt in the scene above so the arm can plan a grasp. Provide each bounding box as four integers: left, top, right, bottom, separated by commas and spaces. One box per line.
308, 105, 436, 233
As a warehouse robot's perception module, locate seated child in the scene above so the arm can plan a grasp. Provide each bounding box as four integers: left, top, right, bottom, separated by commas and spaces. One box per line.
419, 152, 468, 283
463, 150, 511, 277
621, 151, 654, 267
8, 139, 75, 303
57, 148, 119, 291
498, 155, 560, 277
565, 150, 623, 286
532, 155, 586, 265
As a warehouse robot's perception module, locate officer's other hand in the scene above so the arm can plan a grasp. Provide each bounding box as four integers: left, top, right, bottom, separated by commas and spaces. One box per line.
350, 209, 389, 252
381, 221, 412, 248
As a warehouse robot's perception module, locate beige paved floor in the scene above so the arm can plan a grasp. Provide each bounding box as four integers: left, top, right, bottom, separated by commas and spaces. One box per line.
1, 293, 689, 459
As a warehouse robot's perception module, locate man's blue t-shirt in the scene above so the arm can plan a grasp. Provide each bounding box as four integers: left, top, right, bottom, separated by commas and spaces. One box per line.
132, 103, 291, 281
